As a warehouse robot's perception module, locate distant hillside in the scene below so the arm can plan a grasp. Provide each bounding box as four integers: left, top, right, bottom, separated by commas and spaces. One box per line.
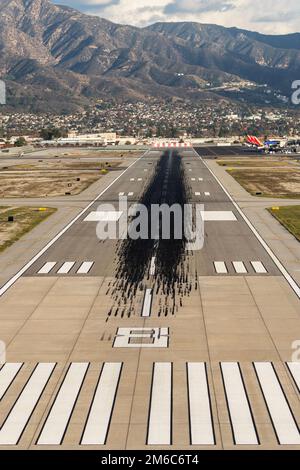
1, 0, 300, 112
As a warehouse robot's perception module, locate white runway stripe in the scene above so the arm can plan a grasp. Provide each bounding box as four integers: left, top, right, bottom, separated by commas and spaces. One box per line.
202, 211, 237, 221
38, 262, 56, 274
198, 178, 203, 181
128, 192, 134, 196
191, 178, 196, 181
130, 178, 135, 181
119, 192, 125, 196
147, 363, 172, 445
204, 192, 210, 196
81, 363, 123, 445
287, 362, 300, 393
37, 363, 89, 445
150, 257, 156, 276
77, 262, 94, 274
254, 362, 300, 445
187, 363, 215, 445
195, 192, 201, 196
233, 261, 247, 274
141, 289, 152, 317
0, 363, 56, 445
138, 178, 142, 181
0, 363, 23, 400
57, 262, 75, 274
221, 363, 258, 445
214, 261, 228, 274
251, 261, 267, 274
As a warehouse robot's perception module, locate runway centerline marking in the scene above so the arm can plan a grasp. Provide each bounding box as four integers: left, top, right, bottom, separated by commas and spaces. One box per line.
141, 289, 153, 317
150, 257, 156, 276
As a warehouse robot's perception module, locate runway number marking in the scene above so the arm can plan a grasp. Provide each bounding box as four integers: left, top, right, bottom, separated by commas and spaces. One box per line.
113, 327, 169, 348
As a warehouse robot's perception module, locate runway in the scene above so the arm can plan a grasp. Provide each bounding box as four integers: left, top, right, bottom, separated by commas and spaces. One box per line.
0, 148, 299, 449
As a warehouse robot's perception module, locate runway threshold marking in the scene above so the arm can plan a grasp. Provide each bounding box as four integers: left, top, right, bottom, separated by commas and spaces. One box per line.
0, 363, 56, 445
287, 362, 300, 393
37, 363, 89, 445
0, 362, 299, 446
147, 363, 172, 445
81, 363, 123, 445
0, 153, 145, 296
187, 363, 215, 445
196, 151, 300, 298
221, 363, 259, 445
254, 362, 300, 445
0, 363, 23, 400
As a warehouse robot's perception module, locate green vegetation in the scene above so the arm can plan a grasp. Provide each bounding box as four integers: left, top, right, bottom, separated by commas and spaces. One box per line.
14, 137, 26, 147
39, 127, 67, 140
0, 207, 56, 252
268, 206, 300, 242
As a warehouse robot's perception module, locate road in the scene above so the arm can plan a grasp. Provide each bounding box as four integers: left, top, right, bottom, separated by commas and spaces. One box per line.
0, 148, 299, 449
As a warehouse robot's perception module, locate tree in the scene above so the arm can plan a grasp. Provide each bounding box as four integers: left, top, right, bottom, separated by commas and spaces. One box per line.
39, 128, 66, 140
14, 137, 26, 147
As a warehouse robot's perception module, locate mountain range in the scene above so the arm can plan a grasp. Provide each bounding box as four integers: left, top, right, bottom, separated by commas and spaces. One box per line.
1, 0, 300, 112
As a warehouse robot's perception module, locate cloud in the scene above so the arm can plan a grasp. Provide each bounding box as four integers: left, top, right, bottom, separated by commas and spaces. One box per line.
54, 0, 300, 34
164, 0, 235, 15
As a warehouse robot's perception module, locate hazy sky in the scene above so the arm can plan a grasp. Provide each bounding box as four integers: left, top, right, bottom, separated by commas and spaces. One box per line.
54, 0, 300, 34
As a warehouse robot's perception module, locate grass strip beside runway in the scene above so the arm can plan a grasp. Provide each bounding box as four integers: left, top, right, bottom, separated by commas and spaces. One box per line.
0, 206, 56, 252
268, 205, 300, 241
